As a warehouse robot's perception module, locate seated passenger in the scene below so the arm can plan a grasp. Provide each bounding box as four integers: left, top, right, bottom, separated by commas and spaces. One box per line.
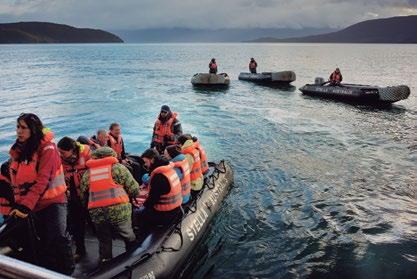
329, 67, 343, 85
79, 147, 139, 263
89, 129, 108, 151
178, 135, 204, 196
107, 123, 127, 162
57, 136, 91, 262
138, 149, 182, 230
164, 145, 191, 204
192, 136, 209, 175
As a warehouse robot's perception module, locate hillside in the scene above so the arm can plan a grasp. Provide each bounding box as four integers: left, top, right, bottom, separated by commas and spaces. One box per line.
113, 27, 335, 43
0, 22, 123, 43
250, 15, 417, 43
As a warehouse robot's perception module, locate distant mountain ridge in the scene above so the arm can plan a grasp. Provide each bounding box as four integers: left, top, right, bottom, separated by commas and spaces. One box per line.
0, 22, 123, 43
113, 27, 336, 43
250, 15, 417, 43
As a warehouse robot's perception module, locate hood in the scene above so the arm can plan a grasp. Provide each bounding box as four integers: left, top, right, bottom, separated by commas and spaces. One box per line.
158, 112, 177, 123
92, 146, 117, 159
181, 139, 194, 150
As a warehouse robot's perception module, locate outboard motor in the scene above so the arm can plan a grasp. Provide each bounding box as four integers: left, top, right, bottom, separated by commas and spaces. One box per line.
315, 77, 325, 85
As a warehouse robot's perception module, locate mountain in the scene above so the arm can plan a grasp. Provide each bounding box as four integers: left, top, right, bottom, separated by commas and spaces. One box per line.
112, 27, 336, 43
250, 15, 417, 43
0, 22, 123, 43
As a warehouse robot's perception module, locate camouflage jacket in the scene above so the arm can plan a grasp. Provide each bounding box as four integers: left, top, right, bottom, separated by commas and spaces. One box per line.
80, 162, 139, 224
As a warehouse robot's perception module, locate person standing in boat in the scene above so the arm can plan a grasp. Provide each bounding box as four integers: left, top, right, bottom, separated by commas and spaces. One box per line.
178, 134, 204, 198
137, 148, 182, 230
209, 58, 218, 74
57, 136, 91, 262
164, 145, 191, 205
150, 105, 183, 154
6, 113, 74, 274
249, 58, 257, 74
80, 147, 139, 263
329, 68, 343, 85
107, 123, 127, 163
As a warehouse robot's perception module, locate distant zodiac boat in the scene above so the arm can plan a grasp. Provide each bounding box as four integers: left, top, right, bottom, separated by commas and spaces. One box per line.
299, 77, 410, 105
191, 73, 230, 87
238, 71, 296, 85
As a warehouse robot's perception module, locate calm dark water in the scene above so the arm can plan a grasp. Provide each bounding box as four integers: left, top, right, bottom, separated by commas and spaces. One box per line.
0, 43, 416, 278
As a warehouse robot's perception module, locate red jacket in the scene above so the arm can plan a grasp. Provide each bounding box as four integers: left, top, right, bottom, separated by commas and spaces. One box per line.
9, 131, 66, 211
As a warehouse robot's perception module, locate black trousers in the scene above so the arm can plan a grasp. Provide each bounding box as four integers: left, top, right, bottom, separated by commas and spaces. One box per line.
67, 198, 86, 254
34, 203, 75, 275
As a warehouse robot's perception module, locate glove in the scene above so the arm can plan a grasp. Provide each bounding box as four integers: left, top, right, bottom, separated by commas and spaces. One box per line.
10, 204, 31, 219
0, 180, 14, 203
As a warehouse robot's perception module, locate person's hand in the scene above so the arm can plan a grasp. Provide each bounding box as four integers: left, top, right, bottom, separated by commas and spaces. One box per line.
10, 204, 30, 218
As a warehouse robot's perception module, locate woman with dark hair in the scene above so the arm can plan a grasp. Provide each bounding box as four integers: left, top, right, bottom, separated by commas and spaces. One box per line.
58, 136, 91, 262
7, 113, 74, 275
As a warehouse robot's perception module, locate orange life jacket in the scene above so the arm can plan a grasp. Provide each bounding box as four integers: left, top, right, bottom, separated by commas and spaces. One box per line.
0, 174, 12, 216
173, 158, 191, 200
331, 72, 342, 82
182, 145, 203, 183
150, 163, 182, 211
108, 133, 123, 159
86, 156, 129, 209
210, 63, 217, 70
62, 144, 91, 193
9, 130, 67, 205
249, 61, 257, 69
153, 112, 178, 145
193, 140, 209, 174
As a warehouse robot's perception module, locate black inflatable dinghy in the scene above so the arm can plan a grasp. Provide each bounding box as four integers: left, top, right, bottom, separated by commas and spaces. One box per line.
300, 77, 410, 105
0, 161, 234, 279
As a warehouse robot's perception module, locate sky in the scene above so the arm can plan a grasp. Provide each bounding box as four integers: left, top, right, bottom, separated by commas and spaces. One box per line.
0, 0, 416, 30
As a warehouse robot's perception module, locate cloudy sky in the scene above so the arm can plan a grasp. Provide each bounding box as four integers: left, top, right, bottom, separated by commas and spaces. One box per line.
0, 0, 416, 30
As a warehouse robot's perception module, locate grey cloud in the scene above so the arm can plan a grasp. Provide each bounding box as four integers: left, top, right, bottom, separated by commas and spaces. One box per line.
0, 0, 416, 29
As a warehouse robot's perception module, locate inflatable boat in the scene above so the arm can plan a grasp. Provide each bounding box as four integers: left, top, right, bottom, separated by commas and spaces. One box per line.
191, 73, 230, 88
0, 161, 234, 279
299, 77, 410, 105
238, 71, 296, 85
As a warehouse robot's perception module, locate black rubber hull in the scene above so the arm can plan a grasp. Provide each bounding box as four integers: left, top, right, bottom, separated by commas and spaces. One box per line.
240, 79, 293, 86
300, 84, 393, 105
192, 84, 229, 89
238, 72, 295, 86
87, 161, 234, 279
